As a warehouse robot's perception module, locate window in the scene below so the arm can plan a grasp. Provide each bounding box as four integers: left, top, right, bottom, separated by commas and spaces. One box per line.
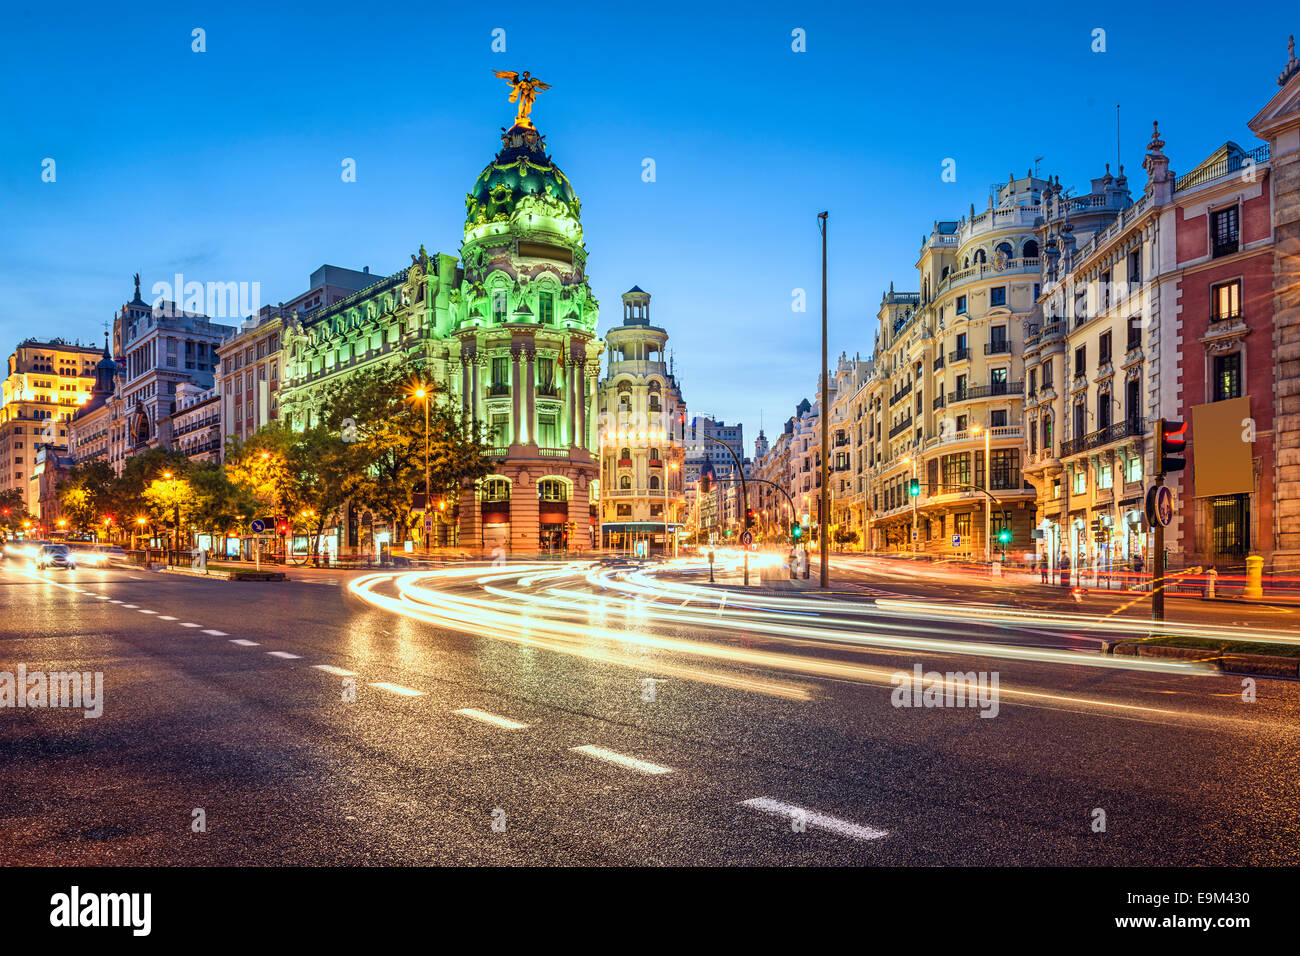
956, 296, 967, 314
490, 412, 509, 445
492, 291, 508, 323
990, 449, 1019, 490
1211, 280, 1241, 321
537, 412, 558, 447
1028, 368, 1037, 394
1126, 456, 1142, 484
1211, 206, 1240, 258
1053, 478, 1061, 499
990, 409, 1007, 428
1074, 346, 1087, 379
1097, 461, 1113, 489
1127, 318, 1142, 351
538, 292, 555, 325
990, 287, 1006, 307
1041, 360, 1053, 388
491, 356, 509, 389
990, 367, 1008, 387
1213, 352, 1242, 402
649, 475, 660, 490
616, 504, 631, 517
1128, 250, 1142, 288
538, 478, 567, 502
1073, 469, 1086, 494
1098, 331, 1112, 366
955, 513, 971, 538
619, 476, 631, 490
482, 478, 511, 502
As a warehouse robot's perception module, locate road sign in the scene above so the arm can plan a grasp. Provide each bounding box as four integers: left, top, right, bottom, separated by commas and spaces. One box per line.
1146, 485, 1175, 527
250, 519, 266, 534
951, 534, 961, 547
740, 531, 753, 546
911, 531, 918, 541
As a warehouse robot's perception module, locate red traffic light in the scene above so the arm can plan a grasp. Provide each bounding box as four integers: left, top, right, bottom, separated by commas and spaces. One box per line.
277, 523, 289, 534
1156, 418, 1188, 475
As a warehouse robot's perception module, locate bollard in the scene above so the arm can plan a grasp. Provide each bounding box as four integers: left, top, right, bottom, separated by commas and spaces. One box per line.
1204, 568, 1216, 600
1245, 554, 1264, 599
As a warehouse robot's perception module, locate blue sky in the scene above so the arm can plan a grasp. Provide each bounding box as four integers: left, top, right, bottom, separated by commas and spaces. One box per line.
0, 1, 1290, 454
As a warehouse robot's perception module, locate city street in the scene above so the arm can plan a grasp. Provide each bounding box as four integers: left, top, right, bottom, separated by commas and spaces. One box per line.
2, 555, 1298, 866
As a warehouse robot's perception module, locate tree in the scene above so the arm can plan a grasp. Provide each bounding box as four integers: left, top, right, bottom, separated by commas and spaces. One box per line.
190, 464, 255, 550
0, 489, 30, 539
142, 474, 194, 549
225, 424, 304, 528
318, 361, 494, 545
58, 460, 116, 534
291, 425, 353, 564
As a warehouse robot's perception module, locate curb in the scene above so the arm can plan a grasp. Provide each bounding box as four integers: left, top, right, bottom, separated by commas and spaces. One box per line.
1105, 641, 1299, 678
156, 567, 286, 582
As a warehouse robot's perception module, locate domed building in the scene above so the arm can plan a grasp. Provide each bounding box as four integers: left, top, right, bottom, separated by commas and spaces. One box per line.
277, 94, 604, 555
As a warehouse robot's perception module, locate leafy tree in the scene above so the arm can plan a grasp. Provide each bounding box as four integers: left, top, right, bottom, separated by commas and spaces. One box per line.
0, 489, 30, 538
225, 424, 304, 523
58, 460, 116, 533
190, 464, 256, 547
142, 474, 195, 548
318, 361, 494, 543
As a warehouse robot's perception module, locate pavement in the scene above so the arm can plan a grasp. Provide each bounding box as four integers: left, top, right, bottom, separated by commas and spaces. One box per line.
1, 556, 1298, 866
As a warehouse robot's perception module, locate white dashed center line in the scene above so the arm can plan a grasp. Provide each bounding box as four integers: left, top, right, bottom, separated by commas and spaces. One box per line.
230, 639, 260, 647
202, 629, 227, 636
179, 623, 201, 628
158, 615, 177, 621
312, 665, 357, 677
138, 609, 157, 615
370, 682, 423, 697
121, 604, 138, 609
571, 745, 673, 775
109, 600, 123, 604
740, 798, 888, 842
267, 651, 301, 659
454, 708, 529, 730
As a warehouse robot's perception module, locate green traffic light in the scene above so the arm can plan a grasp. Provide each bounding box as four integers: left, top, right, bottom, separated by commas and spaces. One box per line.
908, 480, 920, 496
791, 525, 802, 539
997, 529, 1011, 544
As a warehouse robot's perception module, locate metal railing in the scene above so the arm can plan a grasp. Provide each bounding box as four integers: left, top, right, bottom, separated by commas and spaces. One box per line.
1060, 418, 1145, 458
948, 347, 971, 363
984, 340, 1011, 355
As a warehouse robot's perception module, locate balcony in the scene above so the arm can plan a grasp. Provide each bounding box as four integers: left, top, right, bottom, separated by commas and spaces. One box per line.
948, 380, 1024, 404
888, 416, 914, 439
888, 381, 913, 407
1040, 321, 1065, 342
932, 355, 945, 371
933, 395, 946, 410
536, 383, 561, 398
948, 347, 971, 364
487, 383, 510, 397
984, 340, 1011, 356
1059, 418, 1145, 458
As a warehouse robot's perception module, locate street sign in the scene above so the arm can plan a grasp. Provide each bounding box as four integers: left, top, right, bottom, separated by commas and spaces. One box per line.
911, 531, 918, 541
1146, 485, 1175, 527
951, 534, 961, 547
740, 531, 753, 546
250, 519, 266, 534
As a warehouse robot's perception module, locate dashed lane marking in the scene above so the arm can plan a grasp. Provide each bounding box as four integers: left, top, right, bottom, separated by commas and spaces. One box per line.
202, 629, 228, 636
138, 609, 157, 615
454, 708, 529, 730
179, 623, 201, 628
158, 615, 177, 621
740, 797, 888, 842
267, 651, 301, 659
312, 665, 357, 677
370, 682, 423, 697
120, 604, 139, 609
571, 745, 673, 775
230, 639, 260, 647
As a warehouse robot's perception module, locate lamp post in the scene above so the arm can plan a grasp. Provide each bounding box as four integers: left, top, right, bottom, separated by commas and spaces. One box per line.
412, 384, 431, 551
817, 210, 830, 588
971, 425, 992, 563
135, 515, 146, 551
162, 471, 180, 555
904, 455, 918, 555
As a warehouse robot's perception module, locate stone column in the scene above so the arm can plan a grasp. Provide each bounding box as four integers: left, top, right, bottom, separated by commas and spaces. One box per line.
525, 345, 536, 447
460, 350, 471, 423
565, 351, 577, 446
511, 346, 522, 444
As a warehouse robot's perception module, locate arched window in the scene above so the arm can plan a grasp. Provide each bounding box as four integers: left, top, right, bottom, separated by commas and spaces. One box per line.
1023, 239, 1039, 259
941, 266, 950, 281
649, 447, 660, 461
538, 478, 568, 502
974, 249, 987, 265
649, 475, 660, 490
648, 394, 661, 412
620, 447, 631, 460
995, 242, 1014, 260
482, 477, 511, 502
619, 475, 631, 490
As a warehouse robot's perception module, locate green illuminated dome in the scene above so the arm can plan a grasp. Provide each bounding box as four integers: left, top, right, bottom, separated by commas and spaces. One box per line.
465, 126, 581, 231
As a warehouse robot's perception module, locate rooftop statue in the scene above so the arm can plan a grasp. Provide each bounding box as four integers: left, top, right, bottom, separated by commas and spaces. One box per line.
493, 70, 551, 129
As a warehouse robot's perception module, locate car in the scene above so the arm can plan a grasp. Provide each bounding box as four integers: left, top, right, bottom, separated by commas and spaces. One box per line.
34, 544, 75, 570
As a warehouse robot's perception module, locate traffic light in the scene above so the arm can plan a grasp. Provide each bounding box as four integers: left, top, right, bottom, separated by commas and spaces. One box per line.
791, 524, 802, 539
278, 522, 289, 535
908, 479, 920, 497
678, 411, 686, 442
725, 528, 732, 537
745, 508, 756, 529
997, 528, 1012, 545
1155, 418, 1187, 475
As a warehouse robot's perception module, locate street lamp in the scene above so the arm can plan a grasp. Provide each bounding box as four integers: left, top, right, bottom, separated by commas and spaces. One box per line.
135, 515, 147, 551
971, 425, 991, 563
410, 384, 431, 551
162, 471, 180, 554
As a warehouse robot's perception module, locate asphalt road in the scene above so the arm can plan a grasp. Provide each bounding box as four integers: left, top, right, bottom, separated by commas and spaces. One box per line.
2, 555, 1298, 866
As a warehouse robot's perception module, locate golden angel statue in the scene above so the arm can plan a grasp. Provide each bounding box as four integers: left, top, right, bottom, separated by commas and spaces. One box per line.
493, 70, 551, 129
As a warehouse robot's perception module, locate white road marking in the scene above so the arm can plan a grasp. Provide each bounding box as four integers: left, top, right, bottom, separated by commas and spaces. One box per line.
454, 708, 529, 730
158, 615, 177, 621
230, 639, 260, 647
95, 595, 110, 600
740, 797, 888, 842
202, 629, 227, 636
138, 609, 157, 614
179, 622, 201, 628
571, 745, 673, 775
109, 600, 123, 604
312, 665, 357, 677
370, 682, 423, 697
121, 604, 139, 608
267, 651, 301, 659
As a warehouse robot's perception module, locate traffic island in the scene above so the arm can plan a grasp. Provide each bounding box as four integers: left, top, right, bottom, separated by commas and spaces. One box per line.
156, 565, 286, 582
1107, 637, 1300, 678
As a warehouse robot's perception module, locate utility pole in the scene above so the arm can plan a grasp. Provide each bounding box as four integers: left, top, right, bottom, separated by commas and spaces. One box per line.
818, 211, 830, 588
